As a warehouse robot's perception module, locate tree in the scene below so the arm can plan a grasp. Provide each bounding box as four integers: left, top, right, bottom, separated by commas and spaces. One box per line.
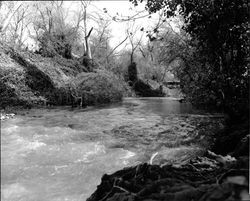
126, 21, 144, 64
0, 1, 32, 49
0, 1, 23, 33
131, 0, 249, 115
88, 10, 130, 71
134, 12, 187, 83
90, 17, 114, 68
10, 3, 31, 49
80, 0, 93, 61
31, 1, 79, 58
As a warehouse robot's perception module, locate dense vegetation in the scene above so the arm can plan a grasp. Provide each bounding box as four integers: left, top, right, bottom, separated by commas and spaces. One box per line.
1, 1, 248, 111
0, 42, 129, 108
0, 0, 248, 116
69, 70, 130, 106
131, 0, 249, 117
0, 1, 177, 108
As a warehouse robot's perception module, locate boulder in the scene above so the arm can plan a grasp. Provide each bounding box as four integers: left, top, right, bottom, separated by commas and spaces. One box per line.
87, 154, 249, 201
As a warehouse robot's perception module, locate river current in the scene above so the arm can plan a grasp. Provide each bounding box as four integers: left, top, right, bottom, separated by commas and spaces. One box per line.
1, 98, 224, 201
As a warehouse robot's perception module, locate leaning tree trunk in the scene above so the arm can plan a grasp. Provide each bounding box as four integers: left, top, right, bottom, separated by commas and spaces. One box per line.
84, 27, 93, 59
82, 27, 93, 71
81, 4, 94, 71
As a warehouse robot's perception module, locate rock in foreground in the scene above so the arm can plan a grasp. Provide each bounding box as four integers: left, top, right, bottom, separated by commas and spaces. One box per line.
87, 151, 249, 201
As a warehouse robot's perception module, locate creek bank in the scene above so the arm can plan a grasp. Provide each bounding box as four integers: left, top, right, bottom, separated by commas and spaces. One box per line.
127, 62, 182, 98
87, 117, 249, 201
131, 79, 165, 97
0, 43, 128, 109
212, 117, 249, 158
0, 43, 82, 107
129, 77, 182, 98
87, 153, 248, 201
0, 113, 15, 121
0, 43, 179, 110
87, 154, 249, 201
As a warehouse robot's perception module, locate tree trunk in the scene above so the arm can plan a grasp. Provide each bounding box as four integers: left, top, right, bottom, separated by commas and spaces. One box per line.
82, 27, 93, 71
130, 50, 134, 64
84, 28, 93, 59
82, 5, 93, 60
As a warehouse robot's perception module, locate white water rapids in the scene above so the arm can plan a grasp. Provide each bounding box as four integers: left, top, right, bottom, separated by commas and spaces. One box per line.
1, 98, 223, 201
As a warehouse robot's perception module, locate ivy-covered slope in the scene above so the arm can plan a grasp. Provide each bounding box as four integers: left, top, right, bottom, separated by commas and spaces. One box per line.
0, 43, 127, 108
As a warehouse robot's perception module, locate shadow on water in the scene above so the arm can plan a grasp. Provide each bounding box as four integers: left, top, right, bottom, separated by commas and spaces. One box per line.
137, 98, 200, 116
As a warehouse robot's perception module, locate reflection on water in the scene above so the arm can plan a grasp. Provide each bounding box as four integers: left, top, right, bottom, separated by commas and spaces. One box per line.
130, 97, 200, 115
1, 98, 222, 201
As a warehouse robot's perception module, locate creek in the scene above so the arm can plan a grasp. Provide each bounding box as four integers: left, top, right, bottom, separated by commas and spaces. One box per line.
1, 97, 224, 201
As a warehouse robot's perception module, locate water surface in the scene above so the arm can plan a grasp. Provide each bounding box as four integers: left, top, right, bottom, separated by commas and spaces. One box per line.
1, 98, 223, 201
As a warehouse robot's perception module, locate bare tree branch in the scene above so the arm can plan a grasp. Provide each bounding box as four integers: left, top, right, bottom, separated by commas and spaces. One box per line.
1, 2, 23, 33
87, 27, 93, 38
106, 36, 128, 58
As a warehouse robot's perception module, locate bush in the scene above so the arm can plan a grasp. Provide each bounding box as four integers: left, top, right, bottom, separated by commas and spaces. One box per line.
69, 70, 126, 106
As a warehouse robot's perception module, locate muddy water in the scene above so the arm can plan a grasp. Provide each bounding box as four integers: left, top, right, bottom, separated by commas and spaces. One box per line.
1, 98, 224, 201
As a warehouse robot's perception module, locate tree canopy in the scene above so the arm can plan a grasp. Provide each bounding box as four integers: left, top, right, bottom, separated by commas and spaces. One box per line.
131, 0, 249, 116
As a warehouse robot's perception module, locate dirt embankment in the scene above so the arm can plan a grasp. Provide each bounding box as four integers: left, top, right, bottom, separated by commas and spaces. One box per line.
0, 43, 84, 107
0, 43, 127, 109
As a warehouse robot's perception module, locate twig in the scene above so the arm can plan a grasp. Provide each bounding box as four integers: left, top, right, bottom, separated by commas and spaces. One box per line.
113, 185, 137, 196
107, 36, 128, 58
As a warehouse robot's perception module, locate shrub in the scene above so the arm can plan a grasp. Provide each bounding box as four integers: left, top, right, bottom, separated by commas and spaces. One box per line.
69, 70, 126, 106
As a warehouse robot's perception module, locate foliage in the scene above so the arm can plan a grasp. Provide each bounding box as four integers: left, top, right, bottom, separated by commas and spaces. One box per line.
90, 21, 116, 69
69, 70, 127, 106
131, 0, 249, 116
137, 23, 189, 83
35, 31, 71, 58
0, 42, 86, 108
0, 2, 31, 49
31, 2, 79, 59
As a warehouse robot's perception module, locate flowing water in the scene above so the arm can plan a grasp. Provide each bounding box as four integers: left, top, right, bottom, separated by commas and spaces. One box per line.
1, 98, 224, 201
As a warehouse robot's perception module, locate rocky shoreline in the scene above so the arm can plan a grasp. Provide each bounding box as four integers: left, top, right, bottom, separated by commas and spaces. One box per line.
87, 117, 249, 201
0, 113, 15, 121
87, 151, 249, 201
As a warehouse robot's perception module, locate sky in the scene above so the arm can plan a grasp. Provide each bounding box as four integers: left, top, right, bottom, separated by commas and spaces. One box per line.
1, 1, 181, 52
66, 0, 161, 51
64, 1, 180, 51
